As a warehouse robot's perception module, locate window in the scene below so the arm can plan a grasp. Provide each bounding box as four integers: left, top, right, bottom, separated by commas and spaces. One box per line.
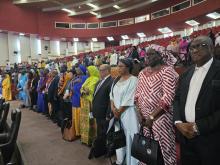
71, 23, 86, 29
151, 8, 170, 19
193, 0, 205, 5
55, 22, 70, 29
100, 21, 117, 28
135, 15, 150, 23
118, 18, 134, 26
172, 0, 191, 13
87, 23, 99, 29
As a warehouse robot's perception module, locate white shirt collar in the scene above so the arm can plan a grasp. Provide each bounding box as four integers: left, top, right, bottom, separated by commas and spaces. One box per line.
195, 57, 213, 71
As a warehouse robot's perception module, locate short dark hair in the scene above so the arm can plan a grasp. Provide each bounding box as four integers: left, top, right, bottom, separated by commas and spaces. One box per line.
119, 58, 133, 73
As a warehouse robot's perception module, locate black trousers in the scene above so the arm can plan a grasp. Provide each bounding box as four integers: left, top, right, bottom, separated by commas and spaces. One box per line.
30, 90, 37, 107
96, 118, 109, 137
180, 137, 220, 165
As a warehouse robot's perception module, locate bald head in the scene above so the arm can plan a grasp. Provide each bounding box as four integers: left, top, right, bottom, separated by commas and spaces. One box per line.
99, 64, 111, 79
192, 36, 214, 47
190, 35, 213, 67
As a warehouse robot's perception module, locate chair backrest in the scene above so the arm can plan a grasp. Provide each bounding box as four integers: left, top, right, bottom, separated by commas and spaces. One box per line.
0, 98, 5, 118
0, 109, 21, 164
0, 102, 10, 133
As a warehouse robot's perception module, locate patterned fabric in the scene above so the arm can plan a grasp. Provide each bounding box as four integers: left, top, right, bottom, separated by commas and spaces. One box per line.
2, 74, 12, 101
135, 66, 179, 165
79, 98, 96, 145
73, 107, 81, 136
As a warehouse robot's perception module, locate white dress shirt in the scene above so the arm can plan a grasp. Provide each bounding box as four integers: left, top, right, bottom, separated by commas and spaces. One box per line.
184, 58, 213, 122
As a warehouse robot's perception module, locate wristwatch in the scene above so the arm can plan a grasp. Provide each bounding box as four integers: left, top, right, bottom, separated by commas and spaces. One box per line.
193, 123, 200, 136
149, 115, 154, 120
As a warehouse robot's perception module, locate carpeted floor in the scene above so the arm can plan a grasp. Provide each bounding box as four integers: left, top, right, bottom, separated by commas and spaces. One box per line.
10, 101, 109, 165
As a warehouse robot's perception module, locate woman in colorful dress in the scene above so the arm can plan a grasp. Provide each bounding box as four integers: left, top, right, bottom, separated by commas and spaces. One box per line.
80, 65, 100, 145
37, 69, 48, 113
110, 58, 139, 165
71, 64, 88, 137
2, 73, 12, 101
134, 48, 179, 165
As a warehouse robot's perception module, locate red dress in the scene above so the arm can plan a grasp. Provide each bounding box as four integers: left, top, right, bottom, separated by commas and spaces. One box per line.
135, 66, 179, 165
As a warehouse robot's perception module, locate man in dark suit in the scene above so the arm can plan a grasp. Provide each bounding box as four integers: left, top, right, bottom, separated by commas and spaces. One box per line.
174, 36, 220, 165
92, 64, 113, 137
48, 70, 60, 124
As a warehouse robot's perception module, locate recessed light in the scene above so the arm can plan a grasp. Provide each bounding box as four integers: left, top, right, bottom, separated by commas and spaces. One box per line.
158, 27, 173, 34
137, 32, 146, 38
92, 38, 98, 42
121, 35, 129, 40
73, 38, 79, 42
107, 36, 114, 41
19, 33, 25, 36
185, 20, 200, 26
206, 12, 220, 19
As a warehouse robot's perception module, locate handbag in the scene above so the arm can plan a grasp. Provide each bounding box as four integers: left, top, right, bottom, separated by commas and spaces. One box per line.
106, 118, 126, 157
131, 126, 164, 165
62, 118, 76, 141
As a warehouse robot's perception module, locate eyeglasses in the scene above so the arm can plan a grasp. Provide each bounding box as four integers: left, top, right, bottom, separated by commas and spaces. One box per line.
189, 43, 208, 52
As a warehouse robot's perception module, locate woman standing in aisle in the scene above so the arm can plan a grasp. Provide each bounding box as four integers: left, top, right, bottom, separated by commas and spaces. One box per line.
71, 64, 88, 137
110, 58, 139, 165
80, 65, 100, 146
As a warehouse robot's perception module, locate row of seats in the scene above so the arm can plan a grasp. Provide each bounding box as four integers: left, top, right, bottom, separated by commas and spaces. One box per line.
0, 99, 22, 165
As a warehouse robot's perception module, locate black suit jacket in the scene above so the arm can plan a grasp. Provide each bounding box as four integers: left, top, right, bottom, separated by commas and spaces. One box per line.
92, 76, 113, 119
174, 59, 220, 143
48, 75, 60, 103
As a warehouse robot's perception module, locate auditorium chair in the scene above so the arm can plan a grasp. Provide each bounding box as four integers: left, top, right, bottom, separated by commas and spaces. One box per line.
0, 109, 21, 164
0, 102, 10, 133
0, 98, 5, 118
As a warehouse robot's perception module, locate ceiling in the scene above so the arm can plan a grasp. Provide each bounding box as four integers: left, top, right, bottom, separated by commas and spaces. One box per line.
12, 0, 164, 18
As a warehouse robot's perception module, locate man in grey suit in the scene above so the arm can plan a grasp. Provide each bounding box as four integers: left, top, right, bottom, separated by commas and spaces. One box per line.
174, 36, 220, 165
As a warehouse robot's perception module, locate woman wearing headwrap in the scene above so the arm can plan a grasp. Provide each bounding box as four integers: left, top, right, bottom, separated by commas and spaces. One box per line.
80, 65, 100, 145
71, 65, 88, 137
135, 48, 179, 165
2, 73, 12, 101
37, 69, 46, 113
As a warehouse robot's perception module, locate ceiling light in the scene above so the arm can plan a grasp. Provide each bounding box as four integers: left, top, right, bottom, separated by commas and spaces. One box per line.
87, 3, 99, 9
137, 32, 146, 38
121, 35, 129, 40
90, 11, 98, 16
44, 37, 50, 40
73, 38, 79, 42
107, 36, 114, 41
19, 33, 25, 36
113, 5, 120, 9
92, 38, 98, 42
62, 8, 75, 14
206, 12, 220, 19
158, 27, 172, 34
185, 20, 200, 26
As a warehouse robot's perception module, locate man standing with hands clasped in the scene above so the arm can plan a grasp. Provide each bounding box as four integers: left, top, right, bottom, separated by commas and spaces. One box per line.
174, 36, 220, 165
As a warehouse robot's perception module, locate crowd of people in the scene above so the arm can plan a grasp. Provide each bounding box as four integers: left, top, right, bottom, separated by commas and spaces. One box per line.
0, 34, 220, 165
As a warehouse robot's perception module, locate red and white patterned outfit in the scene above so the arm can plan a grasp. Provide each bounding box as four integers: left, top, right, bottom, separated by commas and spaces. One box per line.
135, 66, 179, 165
